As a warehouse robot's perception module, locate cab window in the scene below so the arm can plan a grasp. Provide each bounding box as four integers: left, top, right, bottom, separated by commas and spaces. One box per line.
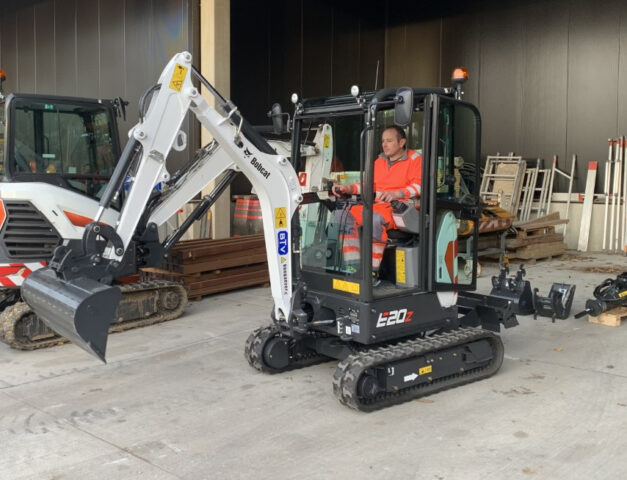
11, 99, 117, 199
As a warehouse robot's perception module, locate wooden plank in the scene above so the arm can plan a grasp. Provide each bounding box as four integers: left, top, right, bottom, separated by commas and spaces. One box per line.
589, 306, 627, 327
513, 211, 560, 227
187, 266, 269, 296
516, 226, 556, 240
577, 161, 598, 251
167, 243, 265, 268
517, 219, 569, 231
510, 240, 565, 260
170, 234, 264, 251
171, 249, 267, 275
170, 235, 265, 262
506, 233, 564, 249
141, 263, 269, 298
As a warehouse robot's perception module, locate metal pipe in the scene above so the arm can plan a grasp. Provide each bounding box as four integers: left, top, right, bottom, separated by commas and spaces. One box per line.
616, 138, 623, 250
603, 139, 613, 250
610, 139, 619, 251
622, 135, 627, 252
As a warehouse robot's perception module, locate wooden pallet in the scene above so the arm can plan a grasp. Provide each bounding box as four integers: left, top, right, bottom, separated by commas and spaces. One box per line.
506, 213, 568, 261
588, 306, 627, 327
141, 235, 269, 300
507, 240, 566, 261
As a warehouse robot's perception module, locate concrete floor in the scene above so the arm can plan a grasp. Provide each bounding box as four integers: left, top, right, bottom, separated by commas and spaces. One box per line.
1, 253, 627, 479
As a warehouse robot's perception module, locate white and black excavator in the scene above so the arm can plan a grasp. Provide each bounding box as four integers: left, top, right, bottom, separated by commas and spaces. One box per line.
0, 74, 186, 350
21, 52, 519, 411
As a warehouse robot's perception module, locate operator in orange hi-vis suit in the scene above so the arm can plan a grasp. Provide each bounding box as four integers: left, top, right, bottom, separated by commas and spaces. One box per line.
331, 125, 422, 281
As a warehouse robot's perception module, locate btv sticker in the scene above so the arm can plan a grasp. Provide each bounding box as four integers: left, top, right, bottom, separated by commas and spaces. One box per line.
277, 230, 289, 255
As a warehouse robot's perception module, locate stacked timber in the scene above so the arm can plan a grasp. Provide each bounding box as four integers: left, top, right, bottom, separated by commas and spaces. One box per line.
141, 235, 269, 300
506, 212, 568, 262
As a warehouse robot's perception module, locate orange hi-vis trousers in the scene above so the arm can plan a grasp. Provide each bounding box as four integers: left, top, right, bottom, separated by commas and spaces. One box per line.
336, 201, 395, 272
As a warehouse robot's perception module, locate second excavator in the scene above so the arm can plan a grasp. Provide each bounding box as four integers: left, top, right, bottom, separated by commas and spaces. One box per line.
0, 76, 187, 350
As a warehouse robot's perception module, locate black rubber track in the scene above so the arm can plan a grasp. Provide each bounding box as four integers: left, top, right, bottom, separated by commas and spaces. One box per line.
245, 325, 330, 373
332, 327, 504, 412
0, 280, 187, 350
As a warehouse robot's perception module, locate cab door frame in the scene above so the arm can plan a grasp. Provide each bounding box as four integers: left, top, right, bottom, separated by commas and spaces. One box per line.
427, 94, 482, 293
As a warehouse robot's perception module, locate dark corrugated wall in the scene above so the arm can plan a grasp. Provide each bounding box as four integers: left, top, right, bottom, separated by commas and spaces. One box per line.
0, 0, 199, 169
230, 0, 627, 193
441, 0, 627, 193
230, 0, 386, 126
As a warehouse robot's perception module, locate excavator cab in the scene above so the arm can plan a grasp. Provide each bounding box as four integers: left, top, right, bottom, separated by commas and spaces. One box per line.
1, 94, 122, 200
296, 90, 481, 302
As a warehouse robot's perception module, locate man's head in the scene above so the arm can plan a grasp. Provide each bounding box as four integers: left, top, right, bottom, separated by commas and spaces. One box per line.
381, 126, 407, 161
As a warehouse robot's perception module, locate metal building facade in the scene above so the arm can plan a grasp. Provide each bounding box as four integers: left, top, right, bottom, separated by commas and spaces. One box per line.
0, 0, 200, 169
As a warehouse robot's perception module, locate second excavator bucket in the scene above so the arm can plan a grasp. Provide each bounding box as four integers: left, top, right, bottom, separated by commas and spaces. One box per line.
21, 268, 122, 362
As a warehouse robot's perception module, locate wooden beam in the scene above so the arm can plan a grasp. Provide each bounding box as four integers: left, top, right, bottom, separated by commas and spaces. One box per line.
200, 0, 231, 239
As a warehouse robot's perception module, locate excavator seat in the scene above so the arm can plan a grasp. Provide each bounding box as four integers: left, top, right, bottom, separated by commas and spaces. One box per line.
386, 228, 415, 243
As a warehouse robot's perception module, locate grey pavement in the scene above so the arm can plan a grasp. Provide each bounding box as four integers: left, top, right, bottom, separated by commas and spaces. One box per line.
1, 253, 627, 479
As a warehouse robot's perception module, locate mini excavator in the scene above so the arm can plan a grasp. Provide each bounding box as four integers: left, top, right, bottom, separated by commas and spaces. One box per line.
21, 53, 518, 411
0, 76, 187, 350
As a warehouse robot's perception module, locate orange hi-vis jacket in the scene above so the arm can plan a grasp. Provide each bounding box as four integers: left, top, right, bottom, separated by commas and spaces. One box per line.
347, 149, 422, 201
342, 149, 422, 255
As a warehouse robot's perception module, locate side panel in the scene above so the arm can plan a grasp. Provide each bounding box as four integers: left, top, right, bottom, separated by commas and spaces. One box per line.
306, 289, 456, 345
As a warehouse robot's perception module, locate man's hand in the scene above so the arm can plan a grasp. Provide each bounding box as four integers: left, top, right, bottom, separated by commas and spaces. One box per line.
377, 190, 404, 203
331, 184, 350, 197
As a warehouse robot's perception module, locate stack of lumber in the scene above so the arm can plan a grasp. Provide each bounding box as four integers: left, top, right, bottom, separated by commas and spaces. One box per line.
506, 212, 568, 261
141, 235, 269, 300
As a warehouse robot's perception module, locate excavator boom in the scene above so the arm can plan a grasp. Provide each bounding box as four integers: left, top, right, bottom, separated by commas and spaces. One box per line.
22, 52, 302, 361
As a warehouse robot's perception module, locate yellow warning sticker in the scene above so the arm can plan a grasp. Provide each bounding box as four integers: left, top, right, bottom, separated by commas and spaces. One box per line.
396, 249, 406, 284
275, 207, 287, 228
333, 278, 360, 295
419, 365, 432, 375
323, 134, 330, 149
169, 64, 188, 91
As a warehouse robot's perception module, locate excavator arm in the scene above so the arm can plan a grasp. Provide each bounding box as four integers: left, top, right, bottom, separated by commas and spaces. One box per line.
21, 52, 302, 361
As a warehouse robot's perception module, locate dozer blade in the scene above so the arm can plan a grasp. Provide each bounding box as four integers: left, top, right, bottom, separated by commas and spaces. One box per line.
21, 268, 121, 362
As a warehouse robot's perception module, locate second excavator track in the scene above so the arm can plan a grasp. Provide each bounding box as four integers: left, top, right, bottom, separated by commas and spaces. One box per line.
0, 280, 188, 350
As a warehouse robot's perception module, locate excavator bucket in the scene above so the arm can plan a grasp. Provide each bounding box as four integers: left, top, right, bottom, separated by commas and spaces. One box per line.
21, 268, 121, 362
